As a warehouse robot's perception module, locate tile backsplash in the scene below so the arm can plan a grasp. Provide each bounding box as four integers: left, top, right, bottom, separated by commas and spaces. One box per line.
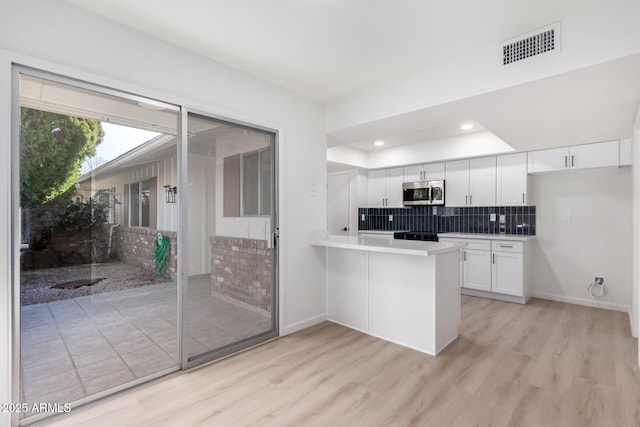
358, 205, 536, 235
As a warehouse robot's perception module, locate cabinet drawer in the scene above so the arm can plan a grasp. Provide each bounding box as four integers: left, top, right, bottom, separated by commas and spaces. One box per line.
441, 238, 490, 251
491, 241, 523, 253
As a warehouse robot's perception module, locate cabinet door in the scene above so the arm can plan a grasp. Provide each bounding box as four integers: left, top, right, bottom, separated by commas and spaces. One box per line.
570, 140, 619, 170
445, 159, 470, 207
403, 165, 424, 182
491, 251, 523, 296
424, 162, 445, 181
367, 169, 387, 207
385, 167, 405, 207
496, 153, 528, 206
469, 156, 496, 206
463, 249, 491, 292
527, 147, 570, 173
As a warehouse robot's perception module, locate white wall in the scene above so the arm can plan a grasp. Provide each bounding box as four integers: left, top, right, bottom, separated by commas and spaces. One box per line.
632, 107, 640, 344
367, 131, 514, 169
530, 167, 632, 312
328, 131, 514, 170
326, 145, 369, 169
0, 1, 327, 424
325, 0, 640, 133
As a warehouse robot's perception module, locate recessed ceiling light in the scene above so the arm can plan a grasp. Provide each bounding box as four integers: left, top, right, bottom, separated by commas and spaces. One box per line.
461, 123, 474, 130
374, 140, 385, 146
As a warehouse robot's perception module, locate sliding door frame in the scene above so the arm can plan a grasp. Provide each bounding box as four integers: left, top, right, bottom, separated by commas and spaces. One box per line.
10, 65, 280, 424
179, 108, 279, 370
10, 65, 182, 426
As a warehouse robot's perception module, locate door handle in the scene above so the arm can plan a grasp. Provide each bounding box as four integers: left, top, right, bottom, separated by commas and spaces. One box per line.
492, 253, 496, 264
522, 193, 525, 204
571, 155, 574, 167
463, 251, 467, 261
342, 227, 348, 231
465, 195, 468, 205
470, 195, 473, 205
564, 155, 568, 168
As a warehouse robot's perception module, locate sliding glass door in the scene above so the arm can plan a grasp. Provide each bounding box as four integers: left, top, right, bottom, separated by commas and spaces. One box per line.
181, 112, 278, 368
12, 68, 279, 425
13, 68, 181, 424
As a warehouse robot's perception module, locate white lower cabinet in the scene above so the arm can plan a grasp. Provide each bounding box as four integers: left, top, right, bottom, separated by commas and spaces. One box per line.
491, 251, 523, 296
441, 237, 530, 303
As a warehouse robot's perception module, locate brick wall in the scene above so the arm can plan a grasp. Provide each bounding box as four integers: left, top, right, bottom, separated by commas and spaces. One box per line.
210, 236, 271, 313
114, 227, 177, 277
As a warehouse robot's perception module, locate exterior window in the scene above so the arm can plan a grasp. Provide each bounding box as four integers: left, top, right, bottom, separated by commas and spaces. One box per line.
242, 148, 271, 216
129, 179, 151, 227
95, 189, 117, 224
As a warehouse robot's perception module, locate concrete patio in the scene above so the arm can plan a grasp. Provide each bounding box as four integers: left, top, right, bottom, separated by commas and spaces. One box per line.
19, 277, 271, 412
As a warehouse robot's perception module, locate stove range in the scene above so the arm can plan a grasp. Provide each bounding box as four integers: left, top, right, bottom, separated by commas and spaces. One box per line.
393, 231, 439, 242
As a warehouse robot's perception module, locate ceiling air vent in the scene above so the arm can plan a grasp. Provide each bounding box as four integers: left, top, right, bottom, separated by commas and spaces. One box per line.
501, 22, 560, 65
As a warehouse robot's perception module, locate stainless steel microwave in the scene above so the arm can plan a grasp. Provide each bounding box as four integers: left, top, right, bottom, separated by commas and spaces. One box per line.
402, 180, 445, 206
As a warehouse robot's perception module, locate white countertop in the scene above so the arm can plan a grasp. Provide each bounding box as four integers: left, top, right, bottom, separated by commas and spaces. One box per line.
311, 234, 465, 256
357, 230, 403, 235
438, 233, 536, 241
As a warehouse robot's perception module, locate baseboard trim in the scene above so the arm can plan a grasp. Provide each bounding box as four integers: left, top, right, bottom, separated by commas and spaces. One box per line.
461, 288, 526, 304
281, 313, 327, 336
531, 291, 629, 313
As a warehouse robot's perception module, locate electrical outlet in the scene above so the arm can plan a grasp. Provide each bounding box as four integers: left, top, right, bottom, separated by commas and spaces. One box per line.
389, 215, 393, 221
594, 276, 606, 286
490, 213, 496, 222
361, 214, 365, 221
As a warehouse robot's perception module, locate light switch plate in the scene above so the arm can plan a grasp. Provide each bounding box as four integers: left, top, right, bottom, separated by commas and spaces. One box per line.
389, 215, 393, 221
490, 213, 496, 222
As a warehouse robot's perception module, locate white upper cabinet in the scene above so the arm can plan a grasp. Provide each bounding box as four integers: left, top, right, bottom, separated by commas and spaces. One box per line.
570, 140, 619, 170
526, 147, 569, 173
367, 167, 404, 207
496, 153, 528, 206
403, 162, 445, 182
424, 162, 445, 181
403, 165, 423, 182
469, 157, 496, 206
446, 157, 496, 207
445, 159, 470, 206
528, 140, 619, 174
385, 167, 404, 207
367, 169, 387, 207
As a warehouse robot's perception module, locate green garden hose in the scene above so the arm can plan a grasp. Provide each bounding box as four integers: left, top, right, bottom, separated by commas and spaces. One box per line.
152, 232, 171, 280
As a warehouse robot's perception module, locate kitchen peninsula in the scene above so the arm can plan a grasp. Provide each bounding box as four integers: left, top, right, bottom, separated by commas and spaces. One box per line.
311, 233, 465, 355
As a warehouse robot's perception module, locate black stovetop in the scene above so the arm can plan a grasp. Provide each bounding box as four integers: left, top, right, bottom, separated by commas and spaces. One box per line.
393, 231, 439, 242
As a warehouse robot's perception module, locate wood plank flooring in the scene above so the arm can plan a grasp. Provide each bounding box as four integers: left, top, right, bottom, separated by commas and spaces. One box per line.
42, 296, 640, 426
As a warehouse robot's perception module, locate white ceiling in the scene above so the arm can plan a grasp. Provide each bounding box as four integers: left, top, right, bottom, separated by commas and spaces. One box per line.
66, 0, 596, 102
329, 54, 640, 153
64, 0, 639, 158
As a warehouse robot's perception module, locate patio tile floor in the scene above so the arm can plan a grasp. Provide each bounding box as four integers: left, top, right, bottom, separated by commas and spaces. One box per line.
19, 277, 271, 413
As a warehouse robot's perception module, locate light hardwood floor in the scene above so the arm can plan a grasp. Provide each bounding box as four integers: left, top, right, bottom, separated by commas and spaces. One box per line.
42, 296, 640, 427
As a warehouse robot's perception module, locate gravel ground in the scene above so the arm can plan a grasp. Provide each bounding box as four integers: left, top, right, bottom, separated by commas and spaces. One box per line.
20, 262, 170, 305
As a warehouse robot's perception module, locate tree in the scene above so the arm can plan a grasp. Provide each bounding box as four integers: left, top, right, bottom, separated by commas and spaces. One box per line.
80, 156, 107, 175
20, 108, 103, 206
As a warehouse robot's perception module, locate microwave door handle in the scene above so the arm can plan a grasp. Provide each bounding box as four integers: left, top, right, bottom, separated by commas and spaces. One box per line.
427, 186, 432, 202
